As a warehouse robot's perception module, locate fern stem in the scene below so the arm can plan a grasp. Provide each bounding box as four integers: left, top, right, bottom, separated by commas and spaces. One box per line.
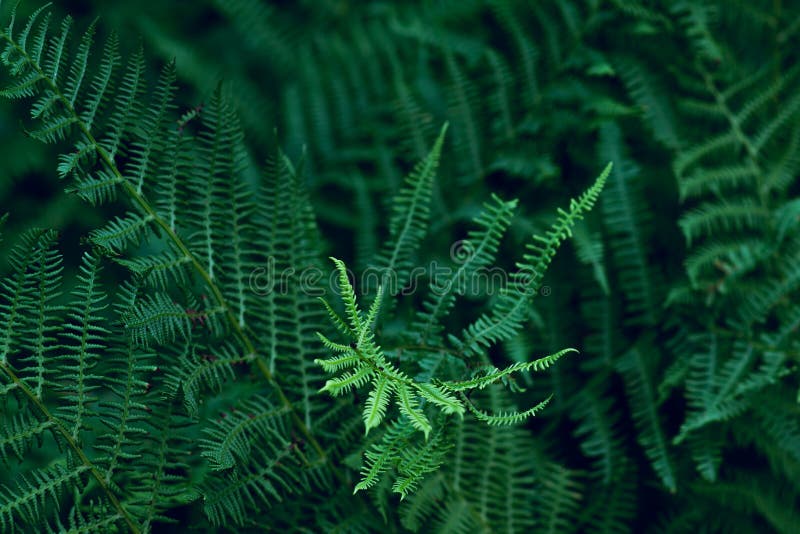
1, 36, 332, 472
700, 67, 769, 208
0, 362, 141, 534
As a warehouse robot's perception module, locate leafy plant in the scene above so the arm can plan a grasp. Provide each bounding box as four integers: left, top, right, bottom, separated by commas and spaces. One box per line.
1, 0, 799, 532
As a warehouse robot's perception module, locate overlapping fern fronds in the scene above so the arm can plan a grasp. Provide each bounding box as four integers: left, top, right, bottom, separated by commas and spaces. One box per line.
0, 4, 329, 529
316, 163, 610, 494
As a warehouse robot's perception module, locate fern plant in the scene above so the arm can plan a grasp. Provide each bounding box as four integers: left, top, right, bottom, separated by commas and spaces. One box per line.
2, 0, 800, 532
0, 2, 614, 531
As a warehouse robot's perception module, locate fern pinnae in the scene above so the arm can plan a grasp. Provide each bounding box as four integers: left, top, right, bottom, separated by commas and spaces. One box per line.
199, 396, 292, 471
3, 229, 61, 400
0, 410, 50, 459
126, 60, 177, 195
416, 382, 464, 416
444, 49, 483, 184
392, 427, 449, 499
538, 463, 584, 534
675, 338, 763, 444
89, 212, 154, 253
201, 437, 303, 527
4, 1, 778, 527
463, 394, 553, 427
454, 163, 611, 357
598, 122, 659, 325
1, 347, 140, 533
43, 14, 71, 85
397, 382, 432, 438
363, 373, 393, 434
114, 251, 192, 290
0, 7, 335, 471
0, 463, 91, 531
375, 122, 448, 291
96, 284, 155, 488
330, 256, 364, 333
616, 343, 677, 493
100, 45, 145, 161
319, 363, 373, 397
317, 297, 356, 341
440, 348, 576, 392
62, 16, 93, 107
169, 343, 255, 418
353, 418, 414, 495
413, 193, 517, 345
122, 292, 192, 347
58, 251, 109, 442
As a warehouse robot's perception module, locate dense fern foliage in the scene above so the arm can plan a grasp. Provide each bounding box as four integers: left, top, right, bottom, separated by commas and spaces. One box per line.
0, 0, 798, 532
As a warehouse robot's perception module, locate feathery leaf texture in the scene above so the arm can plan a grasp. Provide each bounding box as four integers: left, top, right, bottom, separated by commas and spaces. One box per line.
2, 0, 799, 531
316, 162, 610, 493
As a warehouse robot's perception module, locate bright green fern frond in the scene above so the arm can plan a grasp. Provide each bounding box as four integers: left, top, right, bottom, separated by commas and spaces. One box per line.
396, 382, 432, 438
464, 394, 552, 426
441, 348, 575, 391
363, 373, 394, 435
354, 418, 414, 495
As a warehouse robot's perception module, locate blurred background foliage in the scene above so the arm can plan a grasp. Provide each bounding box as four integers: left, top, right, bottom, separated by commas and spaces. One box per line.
1, 0, 800, 531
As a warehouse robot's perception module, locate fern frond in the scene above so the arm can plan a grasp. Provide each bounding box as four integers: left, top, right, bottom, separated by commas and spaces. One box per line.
0, 238, 146, 532
441, 348, 575, 391
122, 292, 193, 347
201, 431, 304, 527
55, 251, 108, 441
674, 336, 775, 444
615, 343, 676, 492
465, 394, 552, 426
166, 343, 256, 417
371, 123, 448, 293
199, 396, 292, 471
0, 6, 335, 496
411, 193, 517, 345
453, 163, 610, 357
363, 374, 394, 435
598, 121, 660, 325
